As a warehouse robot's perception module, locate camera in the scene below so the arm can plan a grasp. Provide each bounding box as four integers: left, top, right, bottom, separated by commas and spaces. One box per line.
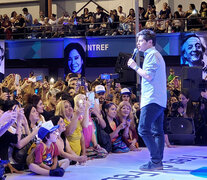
101, 73, 119, 80
171, 101, 184, 111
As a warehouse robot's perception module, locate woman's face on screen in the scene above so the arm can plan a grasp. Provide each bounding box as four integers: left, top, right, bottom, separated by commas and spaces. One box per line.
68, 49, 83, 73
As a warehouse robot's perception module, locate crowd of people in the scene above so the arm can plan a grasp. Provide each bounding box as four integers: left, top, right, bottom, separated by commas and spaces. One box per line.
0, 67, 206, 176
1, 1, 207, 39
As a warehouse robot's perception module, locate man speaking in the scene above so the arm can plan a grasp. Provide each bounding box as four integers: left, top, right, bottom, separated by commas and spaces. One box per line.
128, 29, 167, 171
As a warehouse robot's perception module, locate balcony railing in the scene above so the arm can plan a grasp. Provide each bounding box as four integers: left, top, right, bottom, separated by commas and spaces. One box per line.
0, 17, 206, 40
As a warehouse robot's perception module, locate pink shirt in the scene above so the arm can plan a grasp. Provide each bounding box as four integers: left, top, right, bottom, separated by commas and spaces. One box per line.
82, 117, 94, 148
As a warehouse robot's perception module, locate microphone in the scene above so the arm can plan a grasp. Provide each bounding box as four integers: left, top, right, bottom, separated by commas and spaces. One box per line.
132, 48, 138, 60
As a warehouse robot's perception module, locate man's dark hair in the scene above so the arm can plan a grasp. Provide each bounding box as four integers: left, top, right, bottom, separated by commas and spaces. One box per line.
137, 29, 156, 46
22, 8, 28, 12
178, 4, 182, 8
190, 4, 196, 10
52, 14, 56, 18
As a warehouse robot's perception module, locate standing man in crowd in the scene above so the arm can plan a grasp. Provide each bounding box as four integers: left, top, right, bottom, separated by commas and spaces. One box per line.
22, 8, 33, 27
128, 29, 167, 171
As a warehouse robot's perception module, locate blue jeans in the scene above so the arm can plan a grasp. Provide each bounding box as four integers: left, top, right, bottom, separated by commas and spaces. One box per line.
138, 103, 165, 163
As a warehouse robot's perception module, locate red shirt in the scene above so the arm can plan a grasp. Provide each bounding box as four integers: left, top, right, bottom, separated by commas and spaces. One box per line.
34, 142, 59, 166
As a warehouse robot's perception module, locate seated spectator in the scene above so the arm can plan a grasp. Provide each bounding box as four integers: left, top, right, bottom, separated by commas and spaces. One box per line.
51, 116, 87, 164
0, 15, 4, 39
95, 6, 107, 25
159, 2, 172, 19
0, 101, 39, 172
85, 16, 99, 36
99, 17, 108, 36
127, 8, 135, 19
118, 16, 132, 35
25, 94, 46, 124
55, 98, 87, 156
38, 15, 45, 25
171, 11, 182, 32
156, 13, 169, 33
200, 2, 207, 30
2, 14, 12, 40
139, 6, 146, 22
144, 4, 156, 20
199, 1, 207, 18
41, 17, 52, 38
116, 101, 139, 151
13, 14, 26, 39
145, 14, 157, 31
120, 88, 132, 104
185, 4, 202, 30
76, 17, 86, 36
169, 90, 195, 119
81, 95, 108, 158
27, 121, 69, 176
81, 8, 90, 23
0, 108, 21, 174
10, 11, 17, 24
49, 14, 58, 34
32, 18, 42, 38
102, 102, 130, 153
38, 11, 44, 22
177, 4, 186, 18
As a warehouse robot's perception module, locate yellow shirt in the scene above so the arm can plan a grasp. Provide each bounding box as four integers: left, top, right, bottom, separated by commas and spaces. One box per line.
65, 119, 82, 155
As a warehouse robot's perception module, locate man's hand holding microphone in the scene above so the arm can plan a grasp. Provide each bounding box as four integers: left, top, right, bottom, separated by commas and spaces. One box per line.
127, 48, 140, 71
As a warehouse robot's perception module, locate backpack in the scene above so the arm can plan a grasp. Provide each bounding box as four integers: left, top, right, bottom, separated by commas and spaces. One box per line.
26, 142, 53, 165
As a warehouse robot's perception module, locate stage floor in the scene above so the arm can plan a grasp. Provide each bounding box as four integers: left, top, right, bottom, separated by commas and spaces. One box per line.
6, 146, 207, 180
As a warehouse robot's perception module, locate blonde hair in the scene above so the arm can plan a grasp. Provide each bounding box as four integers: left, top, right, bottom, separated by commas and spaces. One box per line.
46, 88, 60, 100
55, 100, 70, 119
117, 101, 134, 121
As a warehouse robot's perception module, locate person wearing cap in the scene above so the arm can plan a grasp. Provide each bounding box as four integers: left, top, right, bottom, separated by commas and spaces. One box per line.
95, 85, 106, 106
120, 88, 131, 102
28, 121, 69, 176
128, 29, 167, 171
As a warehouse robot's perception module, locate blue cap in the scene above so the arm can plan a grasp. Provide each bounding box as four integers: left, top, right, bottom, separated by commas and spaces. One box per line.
38, 120, 59, 140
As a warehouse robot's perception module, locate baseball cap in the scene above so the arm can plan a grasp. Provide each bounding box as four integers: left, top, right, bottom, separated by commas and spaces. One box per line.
121, 88, 131, 95
38, 120, 59, 140
95, 85, 106, 94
